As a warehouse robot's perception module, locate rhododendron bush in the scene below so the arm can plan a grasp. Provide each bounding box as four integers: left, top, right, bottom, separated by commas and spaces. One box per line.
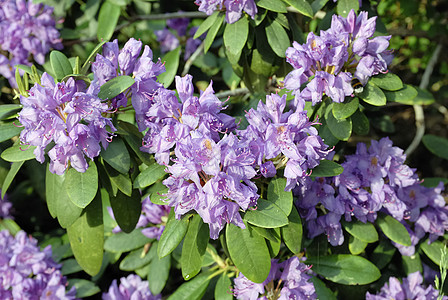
0, 0, 447, 299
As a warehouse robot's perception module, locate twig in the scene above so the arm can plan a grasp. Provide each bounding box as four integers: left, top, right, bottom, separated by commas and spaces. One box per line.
405, 44, 442, 156
215, 88, 250, 99
181, 42, 204, 76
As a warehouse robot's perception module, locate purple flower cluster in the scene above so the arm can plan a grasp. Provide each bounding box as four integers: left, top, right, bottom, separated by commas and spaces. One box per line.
365, 271, 446, 300
155, 14, 203, 60
0, 230, 76, 299
0, 0, 62, 87
102, 274, 160, 300
233, 256, 317, 300
92, 38, 166, 129
109, 196, 170, 240
284, 10, 393, 109
296, 137, 448, 250
195, 0, 257, 24
18, 73, 116, 175
240, 93, 332, 191
0, 191, 12, 219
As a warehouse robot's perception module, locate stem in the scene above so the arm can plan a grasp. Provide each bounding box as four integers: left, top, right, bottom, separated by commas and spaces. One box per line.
181, 42, 204, 76
215, 88, 250, 99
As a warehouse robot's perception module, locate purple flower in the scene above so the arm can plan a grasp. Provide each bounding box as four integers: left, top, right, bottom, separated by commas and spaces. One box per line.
0, 191, 13, 219
167, 15, 190, 36
366, 271, 446, 300
233, 257, 317, 300
102, 274, 161, 300
195, 0, 257, 24
155, 29, 180, 53
0, 0, 62, 87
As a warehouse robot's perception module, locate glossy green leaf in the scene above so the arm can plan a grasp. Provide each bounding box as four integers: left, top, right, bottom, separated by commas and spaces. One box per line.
310, 277, 336, 300
0, 218, 21, 235
332, 97, 359, 120
104, 229, 150, 253
325, 104, 352, 141
1, 161, 24, 198
369, 73, 403, 91
119, 244, 156, 271
147, 181, 168, 205
45, 164, 62, 218
402, 253, 422, 275
342, 220, 378, 243
226, 223, 271, 283
100, 137, 130, 174
117, 121, 153, 166
181, 215, 209, 280
50, 51, 73, 81
311, 160, 344, 177
98, 75, 134, 100
267, 177, 293, 215
311, 0, 330, 14
267, 228, 281, 257
167, 272, 210, 300
384, 84, 418, 105
412, 87, 435, 105
64, 161, 98, 208
265, 20, 290, 58
336, 0, 359, 17
110, 189, 141, 233
134, 163, 166, 188
420, 239, 448, 268
68, 279, 101, 298
348, 235, 368, 255
148, 252, 171, 295
215, 273, 233, 300
204, 14, 224, 53
258, 0, 288, 12
67, 194, 104, 276
97, 1, 120, 41
103, 161, 132, 197
0, 104, 22, 120
61, 258, 83, 275
194, 11, 220, 39
244, 198, 289, 228
158, 210, 189, 258
358, 82, 387, 106
377, 214, 411, 246
1, 144, 36, 162
157, 47, 180, 87
251, 226, 281, 243
0, 123, 22, 143
351, 109, 370, 135
281, 207, 303, 254
81, 41, 107, 74
306, 254, 381, 285
223, 15, 248, 58
57, 177, 83, 228
283, 0, 313, 17
370, 238, 396, 269
422, 134, 448, 161
421, 177, 448, 188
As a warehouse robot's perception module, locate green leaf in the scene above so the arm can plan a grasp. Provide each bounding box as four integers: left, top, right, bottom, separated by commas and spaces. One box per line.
281, 207, 303, 254
332, 97, 359, 120
351, 109, 370, 135
369, 73, 403, 91
1, 161, 24, 198
384, 84, 418, 105
244, 198, 289, 228
306, 254, 381, 285
134, 163, 166, 189
204, 14, 224, 53
157, 47, 180, 87
158, 210, 189, 258
100, 137, 130, 174
194, 11, 220, 39
0, 122, 22, 143
421, 177, 448, 188
1, 144, 36, 162
147, 181, 168, 205
265, 20, 290, 58
226, 223, 271, 283
0, 218, 21, 235
336, 0, 359, 17
81, 41, 107, 74
251, 226, 281, 243
104, 229, 150, 253
61, 258, 83, 275
342, 220, 378, 243
257, 0, 288, 12
110, 189, 141, 233
98, 75, 134, 100
376, 213, 411, 246
267, 177, 293, 215
402, 253, 422, 275
283, 0, 313, 18
50, 51, 73, 81
67, 193, 104, 276
224, 16, 248, 58
420, 239, 448, 268
57, 176, 83, 228
117, 121, 153, 166
119, 243, 156, 271
311, 160, 344, 177
103, 160, 132, 197
358, 82, 387, 106
422, 134, 448, 161
181, 215, 209, 280
325, 104, 352, 141
45, 164, 62, 218
167, 272, 210, 300
64, 160, 98, 208
348, 235, 368, 255
310, 277, 337, 300
412, 87, 435, 105
97, 1, 120, 41
215, 273, 233, 300
311, 0, 330, 14
68, 279, 101, 298
0, 104, 22, 120
370, 238, 396, 269
148, 253, 171, 295
267, 228, 281, 257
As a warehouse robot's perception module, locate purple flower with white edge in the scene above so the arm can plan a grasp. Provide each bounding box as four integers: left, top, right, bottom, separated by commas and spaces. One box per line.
102, 274, 161, 300
233, 256, 317, 300
365, 271, 446, 300
18, 72, 116, 175
195, 0, 257, 24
